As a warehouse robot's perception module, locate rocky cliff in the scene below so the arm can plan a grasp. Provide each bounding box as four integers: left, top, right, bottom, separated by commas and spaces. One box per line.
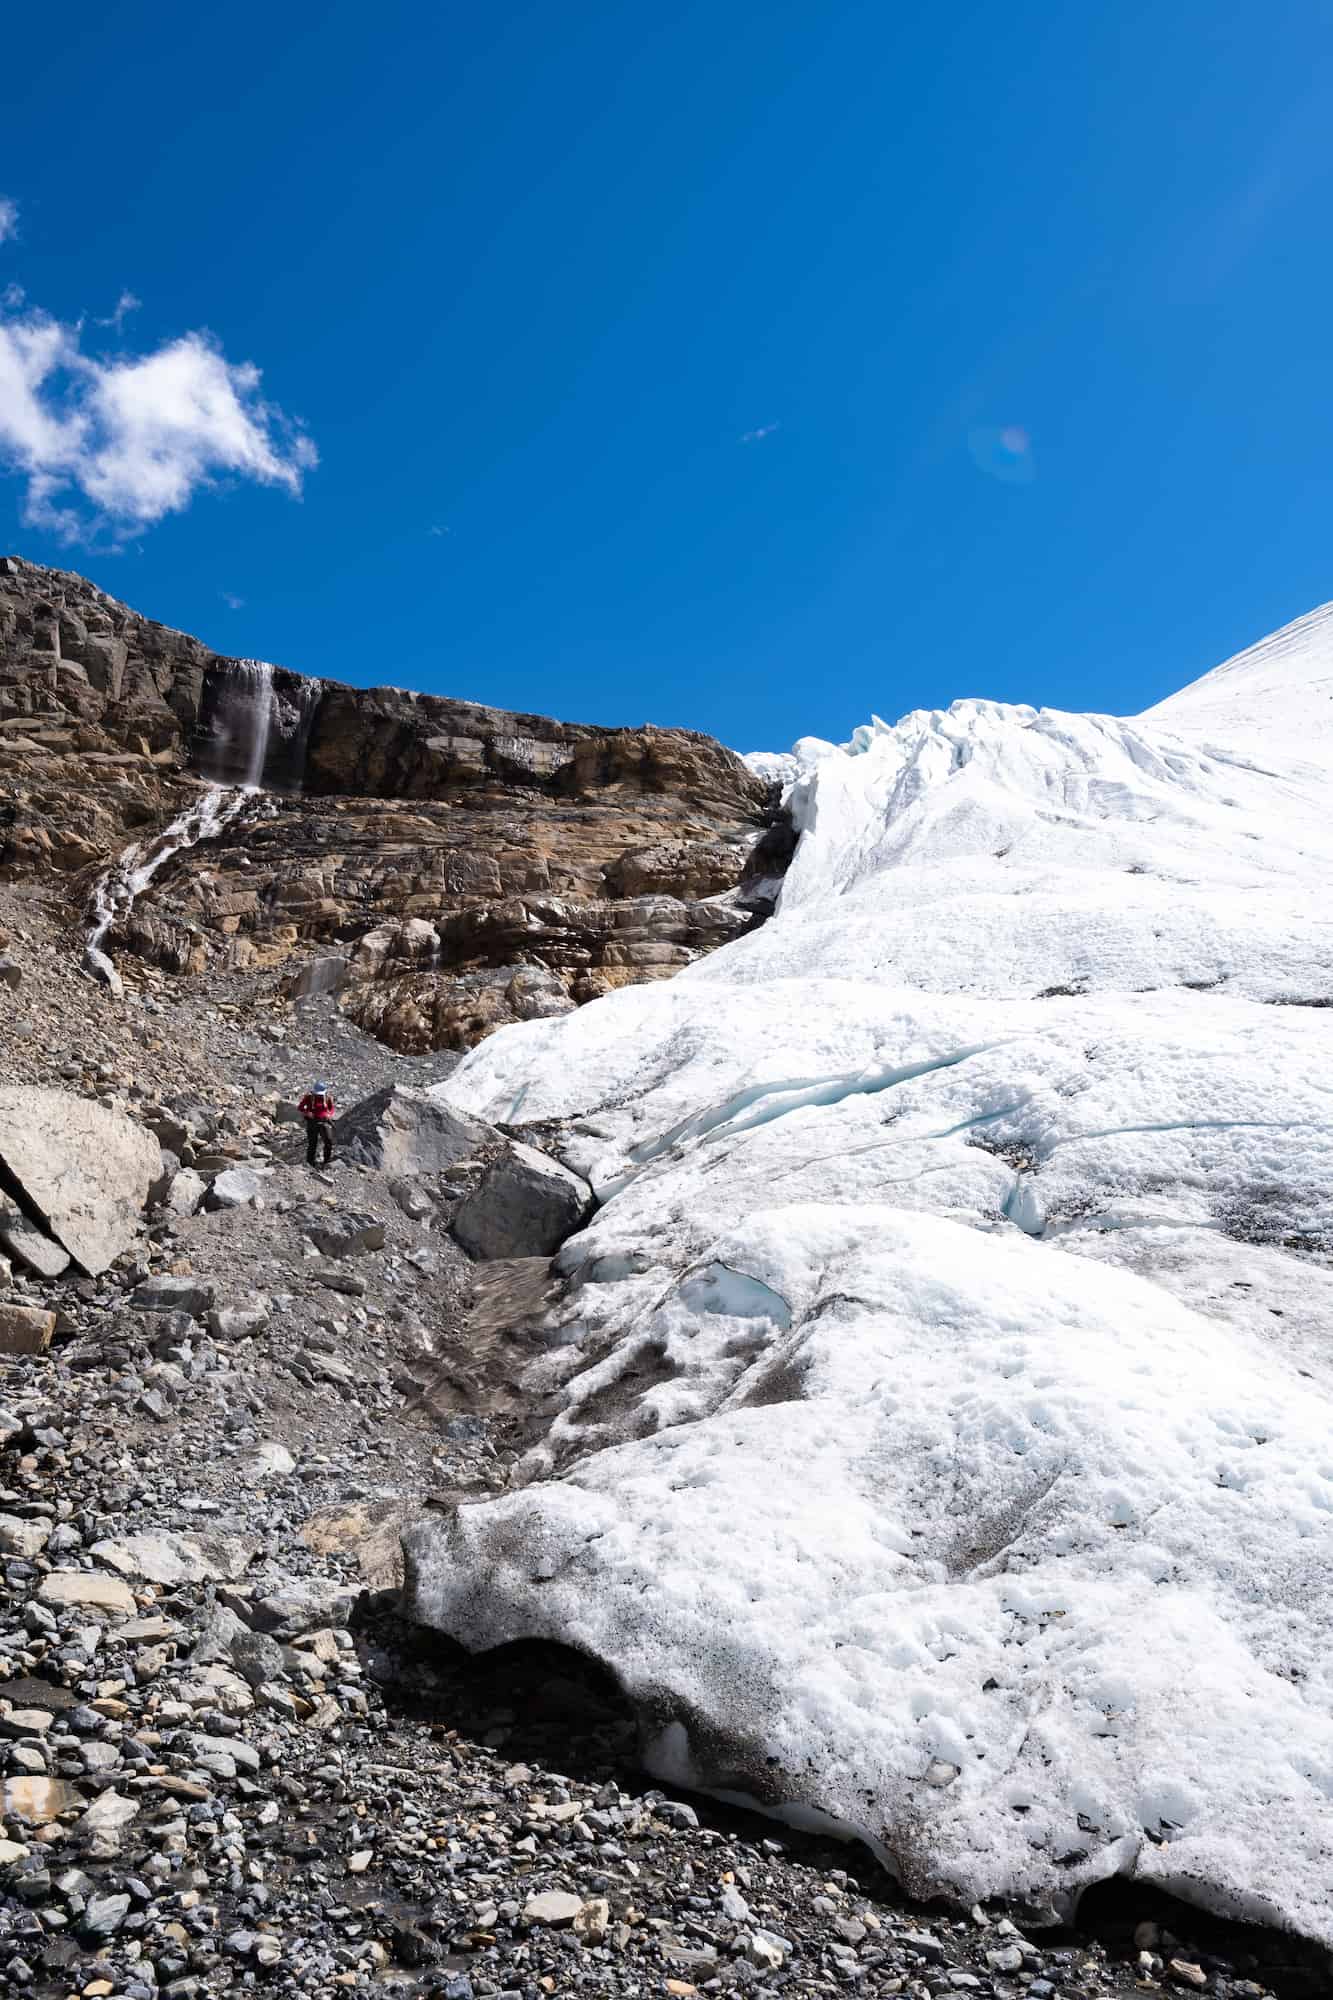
0, 557, 784, 1048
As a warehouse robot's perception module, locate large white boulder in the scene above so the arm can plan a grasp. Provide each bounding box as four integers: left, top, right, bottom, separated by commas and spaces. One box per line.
0, 1087, 161, 1276
0, 1207, 70, 1278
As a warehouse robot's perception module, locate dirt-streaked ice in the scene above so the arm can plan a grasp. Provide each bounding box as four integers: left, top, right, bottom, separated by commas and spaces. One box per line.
410, 628, 1333, 1943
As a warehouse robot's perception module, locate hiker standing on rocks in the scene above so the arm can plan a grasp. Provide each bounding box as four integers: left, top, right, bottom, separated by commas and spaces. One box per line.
298, 1081, 336, 1167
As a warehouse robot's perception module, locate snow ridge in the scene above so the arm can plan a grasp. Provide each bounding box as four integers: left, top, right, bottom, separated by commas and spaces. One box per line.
1144, 600, 1333, 758
416, 635, 1333, 1946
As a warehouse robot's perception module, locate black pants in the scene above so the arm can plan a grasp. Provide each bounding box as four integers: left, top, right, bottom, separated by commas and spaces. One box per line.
305, 1119, 333, 1165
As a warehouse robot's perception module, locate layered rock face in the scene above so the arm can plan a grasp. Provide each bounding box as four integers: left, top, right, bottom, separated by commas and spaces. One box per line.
0, 556, 782, 1047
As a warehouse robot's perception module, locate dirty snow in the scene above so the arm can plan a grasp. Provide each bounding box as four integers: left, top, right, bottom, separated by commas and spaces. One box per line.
416, 634, 1333, 1943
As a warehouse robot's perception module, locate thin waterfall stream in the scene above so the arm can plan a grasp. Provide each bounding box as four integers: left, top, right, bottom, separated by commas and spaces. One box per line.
210, 659, 275, 787
82, 659, 294, 989
83, 785, 253, 989
195, 658, 323, 789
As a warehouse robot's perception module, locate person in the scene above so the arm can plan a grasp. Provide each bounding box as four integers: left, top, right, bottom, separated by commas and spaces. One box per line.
298, 1081, 336, 1166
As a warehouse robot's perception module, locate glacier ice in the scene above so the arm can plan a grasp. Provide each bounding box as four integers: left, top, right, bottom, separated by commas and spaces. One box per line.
409, 639, 1333, 1943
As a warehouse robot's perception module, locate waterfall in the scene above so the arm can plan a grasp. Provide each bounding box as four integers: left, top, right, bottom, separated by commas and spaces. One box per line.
238, 660, 274, 787
84, 785, 251, 990
199, 659, 276, 787
196, 658, 323, 790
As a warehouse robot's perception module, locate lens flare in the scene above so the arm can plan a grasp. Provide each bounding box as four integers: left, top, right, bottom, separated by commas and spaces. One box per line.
967, 423, 1036, 485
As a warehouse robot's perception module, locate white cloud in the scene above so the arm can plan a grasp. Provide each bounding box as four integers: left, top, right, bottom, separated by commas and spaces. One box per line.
220, 589, 245, 610
0, 198, 18, 248
0, 296, 317, 542
0, 315, 81, 475
739, 421, 780, 444
96, 289, 141, 331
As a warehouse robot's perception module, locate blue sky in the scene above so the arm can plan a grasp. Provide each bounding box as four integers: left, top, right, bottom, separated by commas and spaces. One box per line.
2, 2, 1332, 751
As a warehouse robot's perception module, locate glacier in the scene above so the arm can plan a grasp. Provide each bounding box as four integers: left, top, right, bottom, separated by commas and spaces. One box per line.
406, 607, 1333, 1944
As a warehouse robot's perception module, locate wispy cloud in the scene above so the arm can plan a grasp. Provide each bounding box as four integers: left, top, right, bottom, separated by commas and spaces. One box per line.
0, 294, 318, 543
220, 589, 245, 610
739, 422, 780, 444
428, 522, 450, 537
96, 289, 141, 332
0, 198, 18, 248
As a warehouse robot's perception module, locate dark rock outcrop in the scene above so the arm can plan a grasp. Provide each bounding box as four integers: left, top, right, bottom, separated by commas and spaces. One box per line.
452, 1142, 594, 1262
337, 1082, 593, 1262
337, 1085, 498, 1176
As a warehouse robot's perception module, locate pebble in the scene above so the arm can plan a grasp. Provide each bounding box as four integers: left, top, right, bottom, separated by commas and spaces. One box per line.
0, 1513, 50, 1557
523, 1888, 585, 1925
80, 1890, 131, 1937
720, 1882, 752, 1922
37, 1569, 136, 1617
747, 1927, 788, 1969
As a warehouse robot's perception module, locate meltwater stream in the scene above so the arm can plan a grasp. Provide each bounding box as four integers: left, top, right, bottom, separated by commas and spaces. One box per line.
83, 786, 252, 990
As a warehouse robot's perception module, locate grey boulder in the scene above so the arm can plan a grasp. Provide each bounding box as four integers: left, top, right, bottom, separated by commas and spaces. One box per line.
238, 1440, 296, 1483
300, 1210, 386, 1258
340, 1084, 497, 1176
206, 1165, 264, 1209
248, 1578, 356, 1640
193, 1602, 287, 1689
0, 1086, 161, 1275
132, 1274, 217, 1317
80, 1888, 132, 1935
207, 1303, 269, 1340
505, 965, 576, 1021
91, 1529, 253, 1586
452, 1141, 593, 1261
390, 1177, 434, 1219
163, 1166, 207, 1216
0, 1207, 71, 1279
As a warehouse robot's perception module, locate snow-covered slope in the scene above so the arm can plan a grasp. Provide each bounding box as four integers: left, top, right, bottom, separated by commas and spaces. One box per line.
411, 630, 1333, 1946
1143, 600, 1333, 759
732, 701, 1331, 1001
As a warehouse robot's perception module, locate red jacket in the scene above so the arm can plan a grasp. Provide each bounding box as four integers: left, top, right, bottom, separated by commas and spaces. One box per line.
299, 1092, 336, 1122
